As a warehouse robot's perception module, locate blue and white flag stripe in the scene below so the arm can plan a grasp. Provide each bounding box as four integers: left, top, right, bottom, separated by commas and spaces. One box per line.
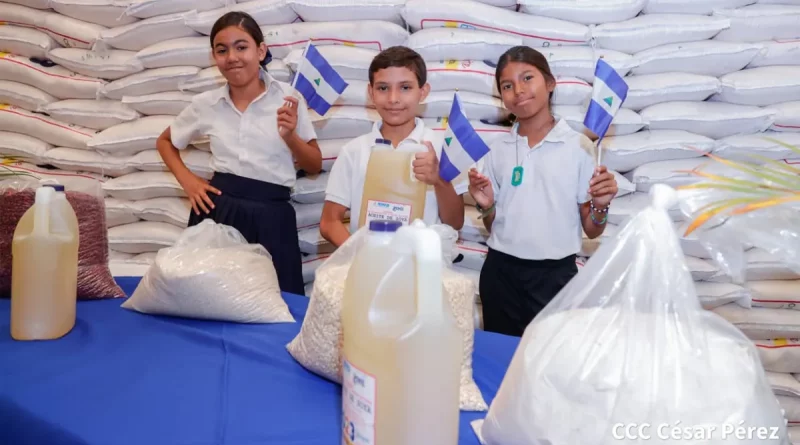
439, 93, 491, 183
583, 58, 628, 142
294, 43, 348, 116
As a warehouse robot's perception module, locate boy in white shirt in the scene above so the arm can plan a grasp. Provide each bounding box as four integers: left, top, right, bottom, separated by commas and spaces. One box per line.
320, 46, 468, 247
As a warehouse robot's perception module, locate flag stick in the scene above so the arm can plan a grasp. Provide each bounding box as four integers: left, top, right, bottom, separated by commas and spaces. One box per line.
280, 39, 312, 134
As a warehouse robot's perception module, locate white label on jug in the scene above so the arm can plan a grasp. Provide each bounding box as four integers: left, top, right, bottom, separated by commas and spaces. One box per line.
342, 358, 376, 445
365, 199, 412, 225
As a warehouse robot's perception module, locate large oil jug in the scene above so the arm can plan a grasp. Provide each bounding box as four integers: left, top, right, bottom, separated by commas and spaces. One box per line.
357, 139, 428, 228
341, 220, 461, 445
11, 184, 79, 341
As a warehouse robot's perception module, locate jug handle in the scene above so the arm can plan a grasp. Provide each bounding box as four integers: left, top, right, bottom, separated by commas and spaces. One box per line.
33, 186, 54, 236
390, 224, 444, 320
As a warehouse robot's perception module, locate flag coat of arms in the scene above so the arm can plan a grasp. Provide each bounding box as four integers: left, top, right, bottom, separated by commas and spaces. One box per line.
293, 43, 348, 116
583, 58, 629, 143
439, 93, 492, 183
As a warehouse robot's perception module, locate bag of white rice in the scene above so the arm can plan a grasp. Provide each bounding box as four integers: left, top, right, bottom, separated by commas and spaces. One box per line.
479, 185, 787, 444
123, 219, 294, 323
286, 223, 488, 412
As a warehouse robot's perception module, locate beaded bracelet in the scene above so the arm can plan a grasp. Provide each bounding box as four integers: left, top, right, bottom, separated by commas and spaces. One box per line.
590, 200, 609, 226
476, 202, 496, 220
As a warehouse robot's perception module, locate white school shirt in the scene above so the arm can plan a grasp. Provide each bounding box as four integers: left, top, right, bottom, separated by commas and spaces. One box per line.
325, 118, 470, 233
170, 69, 317, 188
484, 119, 596, 260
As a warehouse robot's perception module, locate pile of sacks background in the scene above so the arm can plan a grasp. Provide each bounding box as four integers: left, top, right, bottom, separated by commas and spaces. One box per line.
1, 0, 800, 429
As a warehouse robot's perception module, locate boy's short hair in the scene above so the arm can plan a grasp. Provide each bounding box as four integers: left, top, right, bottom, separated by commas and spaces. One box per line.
368, 46, 427, 87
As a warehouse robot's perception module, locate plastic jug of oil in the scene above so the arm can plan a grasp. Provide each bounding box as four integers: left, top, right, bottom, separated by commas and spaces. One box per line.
341, 220, 461, 445
11, 184, 79, 341
357, 139, 428, 229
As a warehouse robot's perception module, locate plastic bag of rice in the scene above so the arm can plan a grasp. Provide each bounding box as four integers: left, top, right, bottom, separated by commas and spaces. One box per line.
0, 175, 125, 299
286, 224, 487, 411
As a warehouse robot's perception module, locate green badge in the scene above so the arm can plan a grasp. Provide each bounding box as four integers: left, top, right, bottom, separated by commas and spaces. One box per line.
511, 166, 524, 186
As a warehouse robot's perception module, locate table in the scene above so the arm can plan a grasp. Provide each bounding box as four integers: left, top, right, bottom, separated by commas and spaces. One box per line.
0, 277, 519, 445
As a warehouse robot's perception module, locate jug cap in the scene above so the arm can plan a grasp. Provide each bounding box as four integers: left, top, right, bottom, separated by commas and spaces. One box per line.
43, 184, 65, 192
369, 220, 402, 233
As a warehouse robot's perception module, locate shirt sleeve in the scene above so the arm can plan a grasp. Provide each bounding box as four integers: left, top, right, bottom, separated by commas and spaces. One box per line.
294, 96, 317, 142
577, 146, 596, 204
170, 98, 204, 150
324, 143, 353, 208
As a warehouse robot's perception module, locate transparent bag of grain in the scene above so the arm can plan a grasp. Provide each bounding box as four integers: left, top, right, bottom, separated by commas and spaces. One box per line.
124, 219, 293, 323
479, 185, 789, 445
0, 165, 124, 299
287, 221, 487, 411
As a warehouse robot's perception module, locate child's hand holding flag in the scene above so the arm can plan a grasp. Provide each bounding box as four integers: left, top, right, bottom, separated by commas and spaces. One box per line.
438, 92, 492, 183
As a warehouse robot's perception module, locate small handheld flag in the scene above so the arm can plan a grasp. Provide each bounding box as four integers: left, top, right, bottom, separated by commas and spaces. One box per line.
583, 58, 628, 164
438, 92, 491, 183
292, 42, 348, 116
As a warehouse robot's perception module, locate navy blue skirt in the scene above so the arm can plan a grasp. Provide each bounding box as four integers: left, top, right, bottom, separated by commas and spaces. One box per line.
187, 172, 304, 295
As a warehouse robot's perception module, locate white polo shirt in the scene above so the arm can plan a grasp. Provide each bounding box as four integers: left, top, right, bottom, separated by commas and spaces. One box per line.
170, 70, 317, 188
484, 119, 596, 260
325, 118, 469, 233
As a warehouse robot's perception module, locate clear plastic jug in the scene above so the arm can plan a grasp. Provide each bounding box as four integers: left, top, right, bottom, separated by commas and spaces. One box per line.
357, 139, 428, 229
341, 220, 461, 445
11, 185, 79, 341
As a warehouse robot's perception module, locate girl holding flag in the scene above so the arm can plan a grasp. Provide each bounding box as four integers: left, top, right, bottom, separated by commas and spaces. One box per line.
468, 46, 620, 336
156, 12, 321, 294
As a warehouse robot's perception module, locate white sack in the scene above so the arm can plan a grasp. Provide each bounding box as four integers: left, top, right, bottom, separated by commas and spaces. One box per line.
102, 171, 186, 201
713, 303, 800, 340
553, 77, 592, 106
627, 158, 742, 193
120, 91, 194, 116
543, 47, 635, 82
598, 130, 715, 173
644, 0, 757, 14
0, 3, 46, 28
184, 0, 298, 35
39, 99, 140, 131
0, 131, 51, 164
631, 41, 764, 77
43, 147, 137, 177
292, 173, 328, 205
0, 25, 56, 59
639, 101, 775, 139
769, 102, 800, 132
695, 282, 750, 310
0, 80, 56, 111
124, 0, 229, 19
297, 227, 335, 255
107, 220, 183, 254
748, 39, 800, 68
714, 66, 800, 106
404, 28, 522, 63
318, 138, 348, 172
623, 73, 721, 111
0, 53, 104, 99
757, 340, 800, 374
177, 66, 224, 94
124, 220, 294, 323
293, 202, 324, 230
48, 0, 136, 28
608, 191, 683, 225
518, 0, 645, 25
747, 280, 800, 310
36, 10, 106, 49
713, 5, 800, 42
402, 0, 590, 47
131, 149, 213, 180
290, 0, 405, 26
260, 20, 409, 59
591, 14, 731, 54
47, 48, 143, 81
129, 197, 191, 228
105, 198, 139, 228
96, 11, 199, 51
88, 115, 173, 156
0, 105, 96, 149
136, 37, 213, 69
101, 66, 199, 100
311, 106, 379, 140
427, 60, 498, 98
713, 132, 800, 162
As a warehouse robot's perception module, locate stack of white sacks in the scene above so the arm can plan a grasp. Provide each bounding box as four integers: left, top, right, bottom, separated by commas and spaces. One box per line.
0, 0, 798, 355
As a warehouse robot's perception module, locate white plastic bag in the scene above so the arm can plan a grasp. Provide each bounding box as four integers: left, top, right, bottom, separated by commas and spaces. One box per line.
479, 184, 788, 445
123, 220, 294, 323
286, 222, 487, 411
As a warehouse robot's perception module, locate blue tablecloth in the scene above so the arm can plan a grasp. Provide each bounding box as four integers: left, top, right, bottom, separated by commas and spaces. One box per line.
0, 277, 519, 445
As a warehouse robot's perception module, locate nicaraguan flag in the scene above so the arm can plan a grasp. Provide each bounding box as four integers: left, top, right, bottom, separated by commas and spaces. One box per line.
583, 58, 628, 142
439, 93, 491, 183
294, 43, 348, 116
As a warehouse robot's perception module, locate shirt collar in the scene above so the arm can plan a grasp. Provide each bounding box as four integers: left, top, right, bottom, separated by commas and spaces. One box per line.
209, 68, 279, 106
369, 117, 426, 146
501, 118, 574, 145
